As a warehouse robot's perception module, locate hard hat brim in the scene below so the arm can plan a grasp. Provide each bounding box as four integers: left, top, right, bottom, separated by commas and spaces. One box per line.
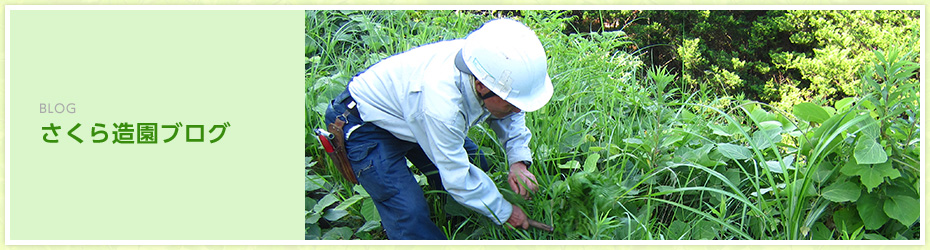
454, 49, 473, 75
507, 74, 552, 112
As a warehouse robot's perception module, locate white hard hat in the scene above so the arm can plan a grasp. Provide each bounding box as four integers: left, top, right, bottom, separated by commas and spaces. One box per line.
454, 18, 553, 112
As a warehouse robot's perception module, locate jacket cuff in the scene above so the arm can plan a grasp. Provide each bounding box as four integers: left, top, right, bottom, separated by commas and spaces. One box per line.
492, 200, 513, 225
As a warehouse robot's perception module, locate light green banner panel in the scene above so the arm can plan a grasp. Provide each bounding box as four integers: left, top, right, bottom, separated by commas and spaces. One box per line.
9, 10, 303, 240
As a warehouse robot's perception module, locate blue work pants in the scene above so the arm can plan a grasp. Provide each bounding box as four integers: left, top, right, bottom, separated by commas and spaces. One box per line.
324, 88, 489, 240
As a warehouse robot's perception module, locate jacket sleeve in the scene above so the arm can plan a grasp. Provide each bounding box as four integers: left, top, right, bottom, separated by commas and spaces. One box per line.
408, 110, 513, 225
487, 112, 534, 166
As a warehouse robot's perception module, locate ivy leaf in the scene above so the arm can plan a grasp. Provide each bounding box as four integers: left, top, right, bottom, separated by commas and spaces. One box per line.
883, 195, 919, 226
854, 138, 887, 165
858, 192, 889, 230
717, 143, 752, 160
841, 162, 899, 192
839, 160, 859, 177
793, 102, 830, 123
821, 180, 860, 202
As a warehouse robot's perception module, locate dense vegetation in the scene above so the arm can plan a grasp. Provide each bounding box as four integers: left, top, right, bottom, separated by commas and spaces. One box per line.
305, 10, 921, 240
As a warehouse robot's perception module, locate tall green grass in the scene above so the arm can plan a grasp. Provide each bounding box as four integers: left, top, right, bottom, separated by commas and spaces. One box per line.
305, 10, 920, 240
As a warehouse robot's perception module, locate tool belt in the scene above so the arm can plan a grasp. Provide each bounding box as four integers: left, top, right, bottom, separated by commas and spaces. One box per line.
314, 92, 359, 184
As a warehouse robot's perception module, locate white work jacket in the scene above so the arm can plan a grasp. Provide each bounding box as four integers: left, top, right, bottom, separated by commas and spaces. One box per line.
347, 39, 535, 225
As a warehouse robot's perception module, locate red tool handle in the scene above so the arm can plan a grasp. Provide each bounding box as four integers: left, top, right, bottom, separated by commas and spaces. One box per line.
318, 135, 335, 153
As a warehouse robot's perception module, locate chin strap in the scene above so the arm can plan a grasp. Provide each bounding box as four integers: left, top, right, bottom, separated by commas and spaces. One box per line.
479, 90, 497, 100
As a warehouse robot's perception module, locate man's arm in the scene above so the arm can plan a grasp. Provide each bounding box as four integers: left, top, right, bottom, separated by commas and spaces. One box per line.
408, 109, 514, 225
487, 112, 538, 199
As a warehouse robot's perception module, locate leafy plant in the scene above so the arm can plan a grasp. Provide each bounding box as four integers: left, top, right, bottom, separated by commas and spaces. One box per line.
305, 10, 920, 241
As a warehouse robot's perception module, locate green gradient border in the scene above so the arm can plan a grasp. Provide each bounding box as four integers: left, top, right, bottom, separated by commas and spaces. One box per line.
1, 2, 927, 250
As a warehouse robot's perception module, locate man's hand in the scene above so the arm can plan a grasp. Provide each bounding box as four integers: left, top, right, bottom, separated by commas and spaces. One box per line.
508, 161, 538, 199
506, 204, 529, 229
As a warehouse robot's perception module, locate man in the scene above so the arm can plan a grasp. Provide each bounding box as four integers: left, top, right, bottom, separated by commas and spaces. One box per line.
324, 18, 552, 240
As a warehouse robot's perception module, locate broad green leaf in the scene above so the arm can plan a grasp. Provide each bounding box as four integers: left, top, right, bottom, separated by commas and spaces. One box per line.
558, 160, 581, 170
858, 192, 889, 230
839, 160, 860, 177
660, 133, 685, 148
306, 175, 326, 192
765, 155, 795, 173
854, 138, 887, 165
321, 227, 354, 240
811, 161, 834, 183
751, 127, 782, 150
821, 180, 860, 202
623, 137, 644, 145
793, 102, 830, 123
334, 195, 365, 210
811, 223, 832, 240
832, 206, 863, 233
667, 220, 691, 239
823, 106, 836, 117
356, 220, 382, 233
724, 169, 741, 189
312, 102, 329, 116
800, 111, 853, 155
716, 143, 752, 160
758, 120, 783, 131
784, 179, 818, 198
694, 220, 719, 240
322, 208, 349, 221
305, 224, 321, 240
353, 184, 370, 197
305, 211, 321, 224
856, 116, 881, 140
884, 195, 919, 226
708, 123, 732, 136
583, 153, 600, 172
863, 234, 889, 240
835, 97, 855, 112
853, 138, 888, 164
361, 199, 380, 222
749, 108, 777, 124
305, 197, 317, 211
313, 193, 339, 213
